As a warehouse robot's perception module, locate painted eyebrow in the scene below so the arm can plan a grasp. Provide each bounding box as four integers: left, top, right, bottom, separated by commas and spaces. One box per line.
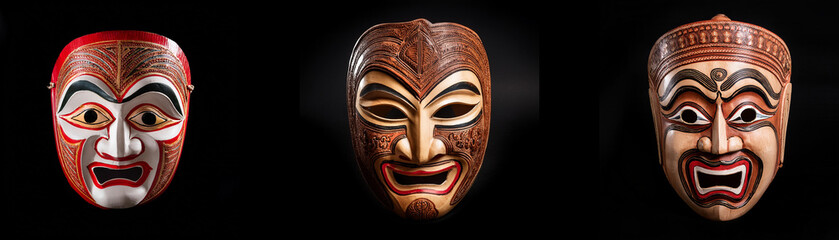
427, 82, 480, 104
359, 83, 412, 105
59, 80, 117, 112
659, 69, 717, 101
59, 81, 182, 116
659, 69, 717, 111
122, 83, 183, 115
719, 68, 780, 108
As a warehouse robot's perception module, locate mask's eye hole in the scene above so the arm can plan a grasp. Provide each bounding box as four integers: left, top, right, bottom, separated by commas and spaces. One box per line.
433, 103, 476, 119
364, 105, 407, 120
729, 105, 772, 124
669, 105, 711, 125
61, 103, 114, 130
133, 111, 166, 126
127, 104, 181, 131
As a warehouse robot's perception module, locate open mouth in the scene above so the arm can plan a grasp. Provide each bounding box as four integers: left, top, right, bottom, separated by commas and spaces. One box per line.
393, 169, 449, 185
381, 160, 461, 195
87, 161, 152, 189
691, 161, 748, 198
681, 150, 761, 208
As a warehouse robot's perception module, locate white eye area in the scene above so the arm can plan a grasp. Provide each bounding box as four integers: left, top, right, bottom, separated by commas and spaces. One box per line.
728, 105, 772, 124
669, 105, 710, 125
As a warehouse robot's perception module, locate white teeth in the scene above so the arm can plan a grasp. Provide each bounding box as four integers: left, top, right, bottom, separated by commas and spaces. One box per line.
693, 165, 746, 195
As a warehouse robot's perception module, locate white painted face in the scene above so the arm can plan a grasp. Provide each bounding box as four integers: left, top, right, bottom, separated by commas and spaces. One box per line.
56, 75, 185, 209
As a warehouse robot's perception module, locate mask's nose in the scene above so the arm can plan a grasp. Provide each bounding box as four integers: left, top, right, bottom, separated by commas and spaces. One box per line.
393, 116, 446, 164
95, 119, 142, 161
697, 102, 743, 154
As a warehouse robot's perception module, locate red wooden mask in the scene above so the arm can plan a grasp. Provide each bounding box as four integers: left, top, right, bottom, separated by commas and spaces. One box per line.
50, 31, 192, 208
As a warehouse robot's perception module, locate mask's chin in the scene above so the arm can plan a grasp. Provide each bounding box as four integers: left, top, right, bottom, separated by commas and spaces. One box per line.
90, 185, 148, 209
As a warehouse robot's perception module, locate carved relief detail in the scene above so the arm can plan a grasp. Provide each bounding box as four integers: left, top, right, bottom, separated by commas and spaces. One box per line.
405, 198, 438, 220
447, 127, 483, 157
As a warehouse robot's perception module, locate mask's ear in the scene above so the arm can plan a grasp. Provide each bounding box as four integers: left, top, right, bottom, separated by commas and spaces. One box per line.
778, 82, 792, 168
649, 87, 663, 165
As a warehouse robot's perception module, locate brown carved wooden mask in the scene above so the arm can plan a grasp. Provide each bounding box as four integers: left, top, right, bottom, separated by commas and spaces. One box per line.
647, 14, 791, 221
347, 18, 491, 220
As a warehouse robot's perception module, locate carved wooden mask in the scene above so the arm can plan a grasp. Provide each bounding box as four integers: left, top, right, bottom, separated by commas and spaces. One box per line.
50, 31, 192, 209
347, 19, 491, 220
648, 15, 792, 221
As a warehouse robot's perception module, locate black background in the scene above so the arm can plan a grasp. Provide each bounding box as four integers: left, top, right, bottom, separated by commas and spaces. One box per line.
0, 2, 550, 237
599, 1, 839, 239
12, 1, 839, 238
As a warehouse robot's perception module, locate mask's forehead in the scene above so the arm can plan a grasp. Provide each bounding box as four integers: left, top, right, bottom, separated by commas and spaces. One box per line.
348, 19, 490, 101
55, 40, 189, 104
52, 31, 191, 110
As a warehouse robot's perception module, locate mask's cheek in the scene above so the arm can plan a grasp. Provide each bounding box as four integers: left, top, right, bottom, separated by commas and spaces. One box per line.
662, 129, 703, 197
140, 129, 188, 204
738, 127, 779, 195
55, 126, 96, 202
57, 120, 106, 192
80, 134, 98, 191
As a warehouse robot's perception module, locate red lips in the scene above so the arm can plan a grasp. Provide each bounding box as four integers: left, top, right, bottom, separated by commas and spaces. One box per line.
687, 159, 750, 200
381, 161, 461, 195
87, 161, 152, 189
680, 150, 762, 209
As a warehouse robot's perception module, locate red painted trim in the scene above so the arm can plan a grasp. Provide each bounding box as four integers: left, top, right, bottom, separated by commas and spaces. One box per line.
87, 161, 152, 189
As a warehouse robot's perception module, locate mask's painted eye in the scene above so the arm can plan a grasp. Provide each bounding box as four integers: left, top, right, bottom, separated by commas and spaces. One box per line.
364, 105, 408, 120
729, 105, 772, 124
669, 105, 711, 125
61, 103, 114, 130
127, 104, 180, 131
433, 103, 476, 119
